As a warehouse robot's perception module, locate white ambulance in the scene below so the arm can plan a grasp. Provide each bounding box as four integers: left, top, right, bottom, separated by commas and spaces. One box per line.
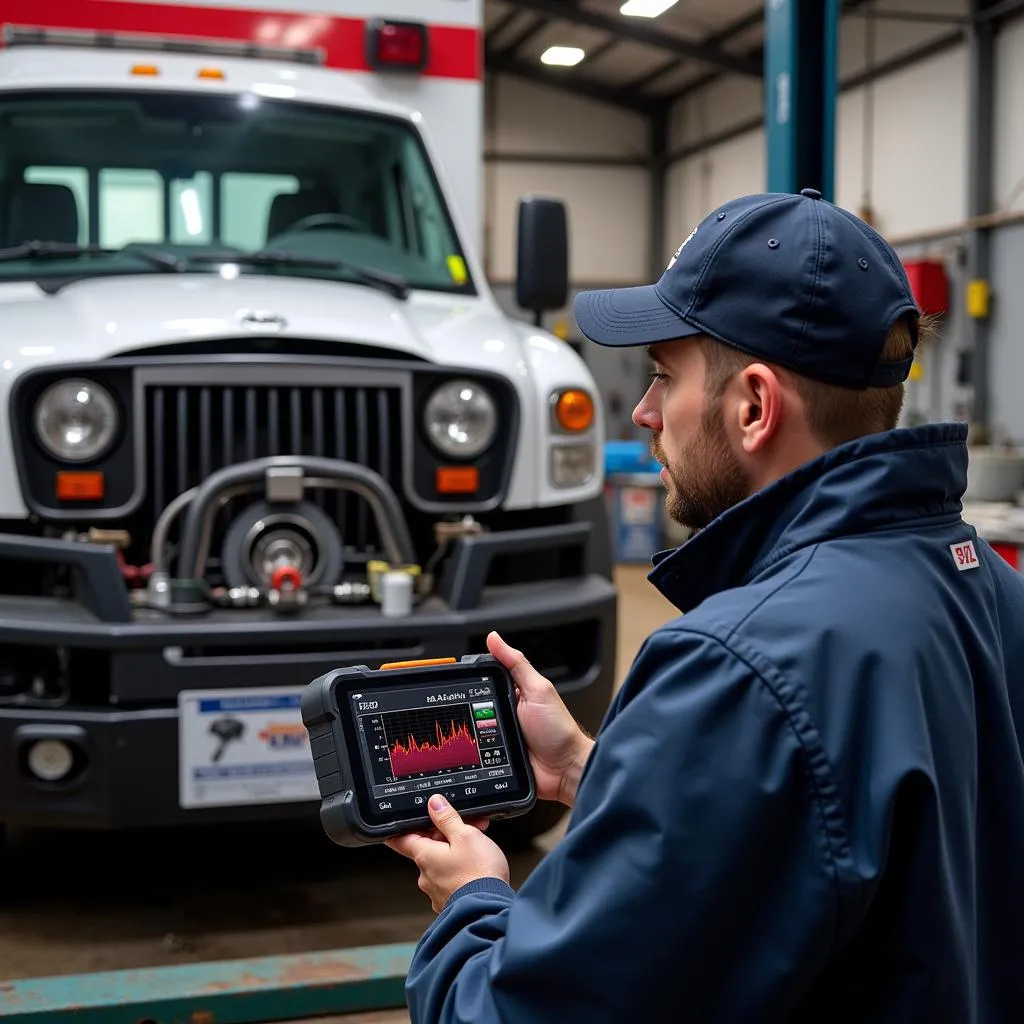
0, 0, 617, 846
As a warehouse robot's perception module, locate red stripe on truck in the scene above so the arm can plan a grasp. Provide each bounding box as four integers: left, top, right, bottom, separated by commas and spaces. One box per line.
0, 0, 481, 81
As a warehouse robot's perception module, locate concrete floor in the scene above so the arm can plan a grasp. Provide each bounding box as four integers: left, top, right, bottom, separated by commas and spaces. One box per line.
0, 564, 680, 1021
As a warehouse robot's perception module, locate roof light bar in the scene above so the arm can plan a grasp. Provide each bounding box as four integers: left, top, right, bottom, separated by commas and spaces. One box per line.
2, 25, 324, 65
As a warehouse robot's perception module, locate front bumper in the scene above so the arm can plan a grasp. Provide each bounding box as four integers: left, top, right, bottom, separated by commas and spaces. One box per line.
0, 518, 617, 829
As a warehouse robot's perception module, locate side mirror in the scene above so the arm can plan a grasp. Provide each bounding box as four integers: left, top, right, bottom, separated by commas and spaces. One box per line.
515, 195, 568, 324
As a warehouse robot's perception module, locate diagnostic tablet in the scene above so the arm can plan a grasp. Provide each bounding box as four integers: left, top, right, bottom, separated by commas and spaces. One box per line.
301, 655, 536, 846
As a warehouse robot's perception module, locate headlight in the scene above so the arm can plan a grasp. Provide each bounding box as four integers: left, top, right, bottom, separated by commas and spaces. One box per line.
33, 378, 119, 462
424, 379, 497, 459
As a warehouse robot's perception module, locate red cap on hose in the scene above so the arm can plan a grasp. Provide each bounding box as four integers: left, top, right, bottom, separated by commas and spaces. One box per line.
270, 566, 302, 591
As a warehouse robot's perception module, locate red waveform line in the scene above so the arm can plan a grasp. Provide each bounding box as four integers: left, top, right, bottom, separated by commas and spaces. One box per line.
389, 718, 481, 776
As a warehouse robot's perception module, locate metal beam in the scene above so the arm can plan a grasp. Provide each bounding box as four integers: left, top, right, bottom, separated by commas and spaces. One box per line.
505, 0, 762, 77
485, 7, 524, 46
663, 114, 763, 165
665, 0, 873, 108
662, 25, 967, 166
484, 151, 647, 167
840, 29, 963, 92
965, 0, 997, 432
649, 109, 669, 278
615, 5, 764, 100
619, 55, 683, 95
485, 49, 656, 114
706, 7, 765, 45
0, 944, 415, 1023
975, 0, 1024, 22
845, 8, 970, 24
584, 36, 622, 65
496, 14, 548, 58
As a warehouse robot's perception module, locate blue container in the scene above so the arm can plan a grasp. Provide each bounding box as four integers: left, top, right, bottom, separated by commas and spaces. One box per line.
606, 471, 665, 564
604, 440, 658, 476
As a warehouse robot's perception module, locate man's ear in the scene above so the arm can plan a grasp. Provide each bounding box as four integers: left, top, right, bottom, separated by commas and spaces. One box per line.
734, 363, 783, 454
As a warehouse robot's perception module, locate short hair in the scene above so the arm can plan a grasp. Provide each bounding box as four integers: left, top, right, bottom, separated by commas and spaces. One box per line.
699, 314, 938, 449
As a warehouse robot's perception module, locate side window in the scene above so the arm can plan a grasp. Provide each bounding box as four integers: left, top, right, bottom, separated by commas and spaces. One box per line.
23, 166, 89, 245
221, 173, 299, 249
397, 136, 459, 266
99, 169, 163, 247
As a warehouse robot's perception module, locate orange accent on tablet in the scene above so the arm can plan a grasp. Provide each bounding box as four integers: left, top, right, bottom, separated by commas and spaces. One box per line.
380, 657, 457, 671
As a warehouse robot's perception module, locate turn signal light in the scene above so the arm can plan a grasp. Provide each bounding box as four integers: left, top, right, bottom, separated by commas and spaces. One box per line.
197, 67, 226, 80
367, 20, 428, 71
436, 466, 479, 494
56, 471, 105, 501
130, 64, 160, 76
554, 389, 595, 432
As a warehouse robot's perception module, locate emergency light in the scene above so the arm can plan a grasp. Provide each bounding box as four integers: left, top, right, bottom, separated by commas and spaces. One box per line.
366, 19, 428, 72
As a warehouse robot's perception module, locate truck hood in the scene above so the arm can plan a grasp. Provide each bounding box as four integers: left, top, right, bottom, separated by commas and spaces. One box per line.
0, 272, 520, 372
0, 271, 604, 519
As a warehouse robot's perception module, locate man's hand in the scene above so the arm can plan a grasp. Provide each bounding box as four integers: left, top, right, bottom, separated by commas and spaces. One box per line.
486, 631, 594, 808
386, 794, 510, 913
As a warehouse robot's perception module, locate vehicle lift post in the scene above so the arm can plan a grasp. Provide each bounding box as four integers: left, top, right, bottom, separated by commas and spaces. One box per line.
764, 0, 841, 200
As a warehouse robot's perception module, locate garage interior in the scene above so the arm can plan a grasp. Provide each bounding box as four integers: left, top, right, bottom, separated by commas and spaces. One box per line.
2, 0, 1024, 1021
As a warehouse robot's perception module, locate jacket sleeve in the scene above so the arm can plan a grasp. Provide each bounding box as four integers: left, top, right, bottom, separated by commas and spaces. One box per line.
404, 627, 844, 1024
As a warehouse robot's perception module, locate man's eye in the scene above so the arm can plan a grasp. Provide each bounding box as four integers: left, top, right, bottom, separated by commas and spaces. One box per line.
648, 371, 668, 383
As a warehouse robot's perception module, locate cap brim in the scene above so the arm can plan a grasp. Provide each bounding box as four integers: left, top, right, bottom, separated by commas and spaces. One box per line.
574, 284, 702, 347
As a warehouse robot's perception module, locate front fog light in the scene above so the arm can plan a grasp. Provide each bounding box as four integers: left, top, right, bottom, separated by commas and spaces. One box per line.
551, 444, 595, 487
27, 739, 74, 781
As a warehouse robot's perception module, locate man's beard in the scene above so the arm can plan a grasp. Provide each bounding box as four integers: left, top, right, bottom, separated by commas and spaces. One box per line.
652, 399, 751, 532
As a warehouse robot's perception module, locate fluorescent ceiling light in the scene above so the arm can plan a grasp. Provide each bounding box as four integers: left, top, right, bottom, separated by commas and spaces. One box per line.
620, 0, 681, 17
540, 45, 585, 67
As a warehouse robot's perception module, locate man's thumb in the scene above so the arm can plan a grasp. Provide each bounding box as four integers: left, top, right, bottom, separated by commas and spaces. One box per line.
427, 794, 465, 840
487, 631, 545, 697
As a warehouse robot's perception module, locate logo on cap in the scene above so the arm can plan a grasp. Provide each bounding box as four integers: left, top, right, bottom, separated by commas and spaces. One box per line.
666, 225, 697, 271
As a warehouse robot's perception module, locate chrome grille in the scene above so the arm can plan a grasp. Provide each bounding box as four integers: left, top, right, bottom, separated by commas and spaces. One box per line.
143, 381, 404, 568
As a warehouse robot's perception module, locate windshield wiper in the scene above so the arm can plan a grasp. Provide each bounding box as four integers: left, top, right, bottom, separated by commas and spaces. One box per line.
188, 249, 410, 300
0, 240, 184, 272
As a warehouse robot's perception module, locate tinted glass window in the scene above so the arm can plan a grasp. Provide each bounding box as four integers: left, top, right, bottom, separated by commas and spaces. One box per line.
0, 89, 474, 294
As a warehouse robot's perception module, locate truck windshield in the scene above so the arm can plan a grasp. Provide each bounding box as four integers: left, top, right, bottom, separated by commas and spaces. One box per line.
0, 89, 475, 295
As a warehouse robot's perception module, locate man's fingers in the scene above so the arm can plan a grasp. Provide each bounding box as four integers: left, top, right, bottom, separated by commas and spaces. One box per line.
385, 832, 434, 861
487, 631, 547, 699
426, 793, 468, 840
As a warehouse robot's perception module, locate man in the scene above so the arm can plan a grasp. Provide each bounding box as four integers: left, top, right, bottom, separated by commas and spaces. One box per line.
386, 189, 1024, 1023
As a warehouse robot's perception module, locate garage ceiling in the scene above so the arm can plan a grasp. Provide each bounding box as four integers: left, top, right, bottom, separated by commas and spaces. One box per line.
483, 0, 875, 116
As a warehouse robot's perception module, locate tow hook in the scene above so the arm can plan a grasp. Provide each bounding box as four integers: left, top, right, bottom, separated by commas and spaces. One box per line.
267, 565, 307, 614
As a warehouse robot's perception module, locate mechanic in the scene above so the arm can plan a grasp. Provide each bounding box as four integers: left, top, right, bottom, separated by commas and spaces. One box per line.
385, 189, 1024, 1023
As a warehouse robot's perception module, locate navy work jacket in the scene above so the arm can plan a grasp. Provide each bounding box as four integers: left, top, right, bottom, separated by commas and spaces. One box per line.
404, 422, 1024, 1023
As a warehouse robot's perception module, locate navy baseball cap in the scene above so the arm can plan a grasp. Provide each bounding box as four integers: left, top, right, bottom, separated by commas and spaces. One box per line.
574, 189, 921, 389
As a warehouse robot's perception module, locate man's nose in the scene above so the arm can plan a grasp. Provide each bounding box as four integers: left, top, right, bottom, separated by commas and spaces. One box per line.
632, 390, 662, 432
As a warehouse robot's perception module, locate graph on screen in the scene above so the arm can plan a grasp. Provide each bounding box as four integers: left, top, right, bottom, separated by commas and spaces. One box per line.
382, 705, 481, 778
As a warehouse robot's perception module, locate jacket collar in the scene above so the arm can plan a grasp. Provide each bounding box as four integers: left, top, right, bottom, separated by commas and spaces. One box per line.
648, 422, 969, 614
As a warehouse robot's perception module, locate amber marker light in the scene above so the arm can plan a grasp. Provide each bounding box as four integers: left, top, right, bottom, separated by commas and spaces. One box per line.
436, 466, 480, 494
554, 389, 594, 432
56, 471, 105, 501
